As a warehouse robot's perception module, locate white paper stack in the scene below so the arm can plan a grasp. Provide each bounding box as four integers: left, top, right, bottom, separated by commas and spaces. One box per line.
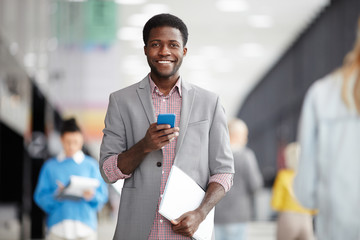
57, 175, 100, 200
159, 166, 214, 240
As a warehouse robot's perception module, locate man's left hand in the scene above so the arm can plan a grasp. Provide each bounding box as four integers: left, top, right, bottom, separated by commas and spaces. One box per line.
171, 210, 205, 237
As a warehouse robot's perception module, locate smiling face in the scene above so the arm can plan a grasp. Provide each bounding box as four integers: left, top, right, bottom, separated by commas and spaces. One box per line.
144, 26, 187, 83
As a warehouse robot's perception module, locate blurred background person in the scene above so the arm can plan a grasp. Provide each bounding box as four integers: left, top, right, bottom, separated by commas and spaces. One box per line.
214, 118, 263, 240
271, 142, 316, 240
34, 118, 108, 240
294, 17, 360, 240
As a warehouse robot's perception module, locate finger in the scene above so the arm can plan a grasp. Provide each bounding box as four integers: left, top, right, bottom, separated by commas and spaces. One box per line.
171, 212, 188, 226
172, 213, 186, 225
155, 125, 180, 133
173, 223, 195, 237
150, 127, 179, 141
172, 223, 188, 232
154, 124, 172, 131
83, 190, 94, 200
151, 134, 174, 147
172, 215, 189, 231
56, 180, 64, 188
160, 132, 179, 142
172, 225, 193, 237
149, 122, 158, 129
148, 123, 168, 133
159, 134, 176, 145
171, 219, 179, 225
161, 127, 180, 135
160, 126, 179, 134
172, 212, 198, 236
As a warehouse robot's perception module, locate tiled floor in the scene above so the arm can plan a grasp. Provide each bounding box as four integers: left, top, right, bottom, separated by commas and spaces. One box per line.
98, 219, 276, 240
0, 187, 277, 240
97, 186, 277, 240
247, 221, 276, 240
0, 217, 276, 240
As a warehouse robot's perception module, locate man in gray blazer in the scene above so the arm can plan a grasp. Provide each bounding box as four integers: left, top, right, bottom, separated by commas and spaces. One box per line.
100, 13, 234, 239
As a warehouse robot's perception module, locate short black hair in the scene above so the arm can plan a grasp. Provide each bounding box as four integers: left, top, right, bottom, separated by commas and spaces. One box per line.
143, 13, 188, 46
60, 118, 81, 136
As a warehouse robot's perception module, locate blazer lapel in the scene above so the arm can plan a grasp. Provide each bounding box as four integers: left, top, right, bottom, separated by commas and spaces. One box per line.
175, 80, 195, 155
136, 77, 156, 124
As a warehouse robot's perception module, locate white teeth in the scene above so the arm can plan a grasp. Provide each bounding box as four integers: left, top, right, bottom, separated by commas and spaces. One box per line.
158, 61, 171, 63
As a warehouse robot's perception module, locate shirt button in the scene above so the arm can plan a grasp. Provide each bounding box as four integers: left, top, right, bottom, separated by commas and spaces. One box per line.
162, 171, 164, 174
160, 219, 163, 223
160, 194, 163, 198
162, 99, 166, 102
156, 162, 162, 167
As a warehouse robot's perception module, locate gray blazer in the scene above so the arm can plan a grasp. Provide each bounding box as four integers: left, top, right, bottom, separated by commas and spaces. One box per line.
100, 76, 234, 239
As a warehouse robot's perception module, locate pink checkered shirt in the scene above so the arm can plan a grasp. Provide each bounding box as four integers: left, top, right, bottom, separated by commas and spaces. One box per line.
102, 75, 233, 239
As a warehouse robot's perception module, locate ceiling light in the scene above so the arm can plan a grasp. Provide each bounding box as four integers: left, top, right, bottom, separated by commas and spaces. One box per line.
248, 15, 274, 28
216, 0, 249, 12
142, 4, 170, 15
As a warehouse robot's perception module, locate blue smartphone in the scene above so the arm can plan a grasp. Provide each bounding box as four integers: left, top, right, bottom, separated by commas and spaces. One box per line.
157, 114, 176, 128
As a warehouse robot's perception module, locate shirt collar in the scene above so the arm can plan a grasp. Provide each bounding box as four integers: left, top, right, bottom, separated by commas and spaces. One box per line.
57, 150, 85, 164
148, 74, 182, 97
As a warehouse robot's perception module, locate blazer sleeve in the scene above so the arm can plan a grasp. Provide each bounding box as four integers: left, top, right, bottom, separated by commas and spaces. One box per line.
100, 93, 127, 183
208, 96, 235, 176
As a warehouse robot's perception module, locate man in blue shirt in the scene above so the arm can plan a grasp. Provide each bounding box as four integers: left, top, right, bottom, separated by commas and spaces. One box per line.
34, 118, 108, 240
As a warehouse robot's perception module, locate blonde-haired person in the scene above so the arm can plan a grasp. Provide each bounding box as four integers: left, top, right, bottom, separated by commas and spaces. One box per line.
271, 142, 317, 240
294, 17, 360, 240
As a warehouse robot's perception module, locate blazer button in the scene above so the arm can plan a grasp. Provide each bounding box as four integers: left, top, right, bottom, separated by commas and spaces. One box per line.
156, 162, 162, 167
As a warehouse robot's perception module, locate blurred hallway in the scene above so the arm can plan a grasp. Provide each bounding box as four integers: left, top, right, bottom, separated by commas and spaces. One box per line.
1, 0, 359, 239
0, 203, 276, 240
97, 220, 276, 240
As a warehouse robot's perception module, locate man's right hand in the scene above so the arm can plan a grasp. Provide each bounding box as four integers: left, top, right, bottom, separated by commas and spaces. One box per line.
117, 123, 179, 175
142, 123, 180, 153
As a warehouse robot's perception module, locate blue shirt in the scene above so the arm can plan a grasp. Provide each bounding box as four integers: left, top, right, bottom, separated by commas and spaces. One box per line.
34, 152, 108, 230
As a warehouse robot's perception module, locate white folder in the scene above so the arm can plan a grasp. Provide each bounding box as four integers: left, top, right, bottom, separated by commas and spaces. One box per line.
57, 175, 100, 200
159, 166, 214, 240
